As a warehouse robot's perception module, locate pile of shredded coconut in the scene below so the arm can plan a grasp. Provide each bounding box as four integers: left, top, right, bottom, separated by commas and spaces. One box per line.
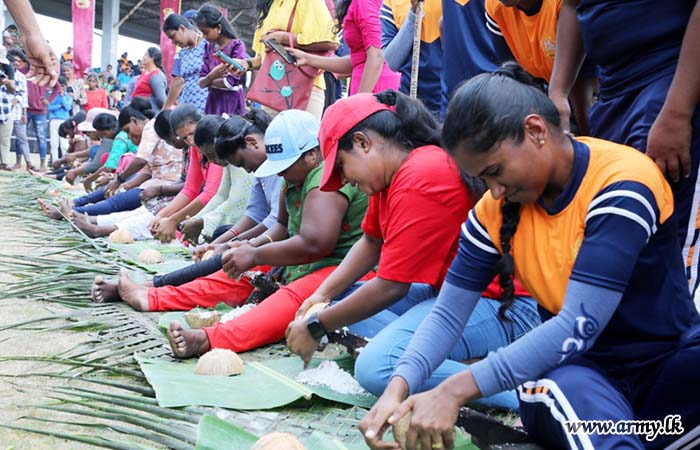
195, 310, 218, 319
220, 304, 256, 322
295, 360, 367, 395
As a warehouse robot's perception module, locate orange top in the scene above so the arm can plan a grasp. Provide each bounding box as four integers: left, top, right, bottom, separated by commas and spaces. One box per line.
474, 137, 674, 314
485, 0, 561, 81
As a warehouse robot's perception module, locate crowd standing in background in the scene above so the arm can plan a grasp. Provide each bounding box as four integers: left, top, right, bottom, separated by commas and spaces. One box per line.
3, 0, 700, 449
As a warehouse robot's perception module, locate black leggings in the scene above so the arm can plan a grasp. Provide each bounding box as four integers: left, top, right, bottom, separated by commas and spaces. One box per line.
152, 253, 223, 287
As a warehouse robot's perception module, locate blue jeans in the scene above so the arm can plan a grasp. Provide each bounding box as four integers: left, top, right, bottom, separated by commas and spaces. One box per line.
73, 187, 143, 216
330, 282, 437, 338
27, 112, 48, 160
354, 295, 541, 411
12, 120, 30, 162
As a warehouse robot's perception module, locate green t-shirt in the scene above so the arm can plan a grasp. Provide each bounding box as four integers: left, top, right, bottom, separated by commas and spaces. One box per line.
104, 130, 138, 170
282, 163, 368, 283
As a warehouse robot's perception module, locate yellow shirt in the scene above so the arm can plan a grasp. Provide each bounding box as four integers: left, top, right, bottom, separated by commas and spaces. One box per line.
252, 0, 338, 89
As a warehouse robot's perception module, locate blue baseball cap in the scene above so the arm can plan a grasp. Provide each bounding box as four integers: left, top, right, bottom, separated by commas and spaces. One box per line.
254, 110, 320, 177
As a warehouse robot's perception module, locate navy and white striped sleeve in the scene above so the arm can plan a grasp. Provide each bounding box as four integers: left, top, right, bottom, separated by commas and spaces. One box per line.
571, 181, 662, 292
484, 10, 514, 63
380, 2, 398, 49
444, 209, 501, 292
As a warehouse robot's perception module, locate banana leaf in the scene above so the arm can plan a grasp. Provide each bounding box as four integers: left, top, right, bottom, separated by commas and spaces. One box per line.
195, 414, 258, 450
137, 354, 376, 410
194, 414, 477, 450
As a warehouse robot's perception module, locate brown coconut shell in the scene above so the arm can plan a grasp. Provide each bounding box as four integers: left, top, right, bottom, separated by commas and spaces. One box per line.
303, 302, 329, 320
137, 249, 164, 264
393, 412, 420, 450
251, 432, 306, 450
108, 228, 135, 244
201, 249, 216, 261
184, 310, 222, 328
194, 348, 245, 376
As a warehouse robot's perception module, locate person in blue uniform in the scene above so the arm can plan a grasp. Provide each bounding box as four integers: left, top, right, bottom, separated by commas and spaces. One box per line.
550, 0, 700, 299
358, 63, 700, 450
439, 0, 498, 118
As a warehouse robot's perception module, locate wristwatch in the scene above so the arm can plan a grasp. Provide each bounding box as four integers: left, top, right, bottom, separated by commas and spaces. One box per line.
306, 313, 328, 340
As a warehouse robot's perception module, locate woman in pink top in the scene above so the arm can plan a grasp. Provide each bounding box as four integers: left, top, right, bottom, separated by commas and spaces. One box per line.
288, 0, 399, 94
149, 105, 224, 243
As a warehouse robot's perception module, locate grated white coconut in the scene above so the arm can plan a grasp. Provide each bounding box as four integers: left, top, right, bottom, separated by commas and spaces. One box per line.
295, 360, 367, 395
220, 304, 256, 322
197, 310, 218, 319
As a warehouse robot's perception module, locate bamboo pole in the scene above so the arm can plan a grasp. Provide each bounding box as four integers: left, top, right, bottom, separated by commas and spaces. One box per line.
117, 0, 148, 28
410, 0, 424, 98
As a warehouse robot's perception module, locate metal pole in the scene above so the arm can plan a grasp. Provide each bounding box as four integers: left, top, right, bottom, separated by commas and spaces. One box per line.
117, 0, 147, 28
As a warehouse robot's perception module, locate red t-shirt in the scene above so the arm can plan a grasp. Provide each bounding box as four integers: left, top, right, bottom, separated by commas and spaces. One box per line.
362, 145, 471, 289
361, 145, 529, 299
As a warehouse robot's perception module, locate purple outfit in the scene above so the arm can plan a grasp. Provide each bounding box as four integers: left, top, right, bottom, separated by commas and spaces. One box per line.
200, 39, 247, 115
343, 0, 400, 95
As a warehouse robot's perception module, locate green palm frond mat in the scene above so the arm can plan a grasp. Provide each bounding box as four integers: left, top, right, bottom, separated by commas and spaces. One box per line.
0, 172, 385, 449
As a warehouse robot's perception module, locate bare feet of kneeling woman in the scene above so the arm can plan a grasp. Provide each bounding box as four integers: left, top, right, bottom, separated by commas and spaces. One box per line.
167, 321, 211, 358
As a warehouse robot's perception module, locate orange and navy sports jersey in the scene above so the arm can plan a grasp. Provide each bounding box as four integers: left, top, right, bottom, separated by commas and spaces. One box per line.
485, 0, 561, 81
381, 0, 443, 114
447, 137, 700, 367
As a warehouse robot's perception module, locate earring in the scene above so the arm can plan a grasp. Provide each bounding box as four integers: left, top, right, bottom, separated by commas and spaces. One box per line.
539, 139, 545, 146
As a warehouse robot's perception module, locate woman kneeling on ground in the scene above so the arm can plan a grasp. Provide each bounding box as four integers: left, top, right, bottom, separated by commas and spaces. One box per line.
285, 90, 540, 411
116, 110, 373, 358
358, 64, 700, 450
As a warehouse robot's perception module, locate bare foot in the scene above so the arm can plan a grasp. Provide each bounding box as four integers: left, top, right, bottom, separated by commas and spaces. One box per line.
91, 275, 121, 303
71, 212, 99, 238
167, 321, 211, 359
117, 269, 150, 311
59, 198, 74, 217
37, 198, 63, 220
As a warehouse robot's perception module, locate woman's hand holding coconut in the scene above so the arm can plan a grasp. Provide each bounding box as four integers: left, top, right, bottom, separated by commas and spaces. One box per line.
221, 242, 256, 279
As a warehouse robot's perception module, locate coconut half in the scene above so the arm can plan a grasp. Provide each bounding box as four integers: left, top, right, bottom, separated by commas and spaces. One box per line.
251, 432, 306, 450
108, 228, 135, 244
201, 249, 216, 261
303, 302, 329, 320
392, 412, 418, 450
194, 348, 245, 376
184, 310, 222, 328
137, 249, 164, 264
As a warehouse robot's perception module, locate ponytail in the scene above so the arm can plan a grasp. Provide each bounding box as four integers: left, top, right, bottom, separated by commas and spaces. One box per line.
214, 108, 272, 161
196, 4, 238, 39
337, 89, 440, 155
118, 97, 155, 129
335, 0, 352, 33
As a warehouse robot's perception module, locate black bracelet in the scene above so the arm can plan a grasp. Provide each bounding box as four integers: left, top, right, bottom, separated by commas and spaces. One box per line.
117, 173, 126, 183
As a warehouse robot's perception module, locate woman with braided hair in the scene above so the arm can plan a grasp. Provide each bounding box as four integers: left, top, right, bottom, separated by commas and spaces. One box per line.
359, 63, 700, 450
285, 89, 539, 411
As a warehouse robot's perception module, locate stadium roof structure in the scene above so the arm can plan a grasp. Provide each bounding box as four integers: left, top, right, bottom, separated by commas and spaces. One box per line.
31, 0, 259, 52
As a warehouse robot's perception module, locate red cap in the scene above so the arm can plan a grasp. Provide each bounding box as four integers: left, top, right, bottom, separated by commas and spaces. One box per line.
319, 93, 391, 191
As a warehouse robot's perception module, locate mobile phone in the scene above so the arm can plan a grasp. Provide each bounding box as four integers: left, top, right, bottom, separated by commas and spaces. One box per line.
264, 38, 296, 65
214, 51, 246, 72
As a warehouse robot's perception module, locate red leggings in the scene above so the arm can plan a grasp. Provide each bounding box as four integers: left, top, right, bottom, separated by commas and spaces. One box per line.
204, 266, 375, 353
147, 265, 272, 311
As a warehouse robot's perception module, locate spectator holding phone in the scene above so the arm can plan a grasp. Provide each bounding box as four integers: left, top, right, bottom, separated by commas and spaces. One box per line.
287, 0, 400, 96
61, 63, 87, 114
195, 5, 247, 116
